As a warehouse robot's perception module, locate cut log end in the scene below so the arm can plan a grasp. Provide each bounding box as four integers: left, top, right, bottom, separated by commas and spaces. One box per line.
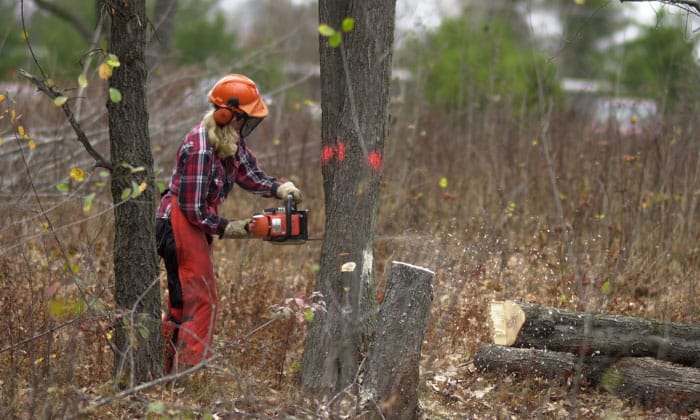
488, 300, 525, 346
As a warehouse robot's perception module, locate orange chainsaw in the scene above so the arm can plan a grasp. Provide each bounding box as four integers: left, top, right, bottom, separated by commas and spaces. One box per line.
248, 194, 309, 244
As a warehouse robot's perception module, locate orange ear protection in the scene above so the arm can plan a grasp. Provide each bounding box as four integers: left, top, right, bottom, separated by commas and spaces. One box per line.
212, 98, 240, 126
213, 107, 233, 126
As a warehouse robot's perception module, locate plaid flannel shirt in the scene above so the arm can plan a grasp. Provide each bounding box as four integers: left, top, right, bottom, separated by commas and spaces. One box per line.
156, 121, 279, 236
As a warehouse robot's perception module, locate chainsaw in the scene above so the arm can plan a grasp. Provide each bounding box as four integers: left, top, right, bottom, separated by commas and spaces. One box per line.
248, 194, 309, 244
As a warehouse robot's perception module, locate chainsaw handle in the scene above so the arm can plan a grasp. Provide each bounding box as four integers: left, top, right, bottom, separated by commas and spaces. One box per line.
283, 194, 294, 242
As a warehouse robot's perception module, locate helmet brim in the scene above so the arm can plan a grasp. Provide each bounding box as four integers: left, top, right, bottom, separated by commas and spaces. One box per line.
240, 97, 268, 118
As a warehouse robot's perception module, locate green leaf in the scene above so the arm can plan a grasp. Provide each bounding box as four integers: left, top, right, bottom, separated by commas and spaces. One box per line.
109, 87, 122, 103
342, 17, 355, 32
600, 368, 622, 392
138, 323, 150, 339
439, 177, 448, 189
131, 180, 142, 198
318, 24, 335, 37
119, 162, 145, 173
78, 73, 88, 88
99, 170, 110, 178
157, 180, 167, 194
310, 263, 320, 273
53, 96, 68, 106
304, 307, 314, 322
56, 183, 70, 193
329, 32, 342, 47
600, 280, 612, 295
83, 193, 96, 213
147, 401, 165, 414
106, 53, 120, 68
121, 187, 132, 201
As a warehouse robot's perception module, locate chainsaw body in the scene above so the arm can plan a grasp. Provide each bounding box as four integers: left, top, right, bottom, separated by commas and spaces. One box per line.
248, 195, 308, 244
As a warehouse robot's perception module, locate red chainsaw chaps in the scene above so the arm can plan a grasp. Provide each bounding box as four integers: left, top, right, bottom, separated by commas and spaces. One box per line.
169, 199, 218, 369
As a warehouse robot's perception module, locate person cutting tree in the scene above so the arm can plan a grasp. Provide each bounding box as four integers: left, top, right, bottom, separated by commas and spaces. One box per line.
156, 74, 303, 373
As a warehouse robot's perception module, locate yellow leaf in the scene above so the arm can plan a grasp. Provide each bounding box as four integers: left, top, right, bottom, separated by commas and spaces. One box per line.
98, 63, 112, 80
54, 96, 68, 106
0, 93, 5, 102
17, 125, 25, 136
70, 167, 85, 182
28, 140, 36, 150
574, 0, 585, 4
139, 182, 147, 192
438, 177, 448, 189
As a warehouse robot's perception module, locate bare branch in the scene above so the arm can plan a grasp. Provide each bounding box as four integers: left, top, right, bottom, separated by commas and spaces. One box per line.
32, 0, 93, 42
619, 0, 700, 14
17, 68, 113, 171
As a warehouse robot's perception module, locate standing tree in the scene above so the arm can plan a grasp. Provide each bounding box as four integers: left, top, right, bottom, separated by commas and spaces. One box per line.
19, 0, 161, 384
107, 0, 162, 384
299, 0, 396, 398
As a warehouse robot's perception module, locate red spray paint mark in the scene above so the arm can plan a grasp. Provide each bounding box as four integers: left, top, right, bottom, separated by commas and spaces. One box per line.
321, 145, 335, 164
321, 142, 347, 164
336, 142, 346, 161
368, 151, 382, 172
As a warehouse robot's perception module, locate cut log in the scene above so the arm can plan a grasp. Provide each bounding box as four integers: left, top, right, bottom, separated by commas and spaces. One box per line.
474, 343, 700, 414
362, 262, 434, 419
488, 300, 700, 367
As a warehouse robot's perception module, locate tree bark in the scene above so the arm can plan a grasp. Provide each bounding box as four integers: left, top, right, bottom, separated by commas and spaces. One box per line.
474, 343, 700, 414
488, 300, 700, 367
362, 262, 434, 420
107, 0, 162, 384
300, 0, 396, 399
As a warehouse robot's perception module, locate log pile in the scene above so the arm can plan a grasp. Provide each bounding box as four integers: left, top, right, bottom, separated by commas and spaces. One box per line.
474, 300, 700, 413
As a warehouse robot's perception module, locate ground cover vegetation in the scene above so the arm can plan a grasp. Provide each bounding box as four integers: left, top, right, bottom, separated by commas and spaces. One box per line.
1, 0, 699, 417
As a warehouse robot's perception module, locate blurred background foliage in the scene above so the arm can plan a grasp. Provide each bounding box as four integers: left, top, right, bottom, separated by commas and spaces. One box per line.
1, 0, 699, 112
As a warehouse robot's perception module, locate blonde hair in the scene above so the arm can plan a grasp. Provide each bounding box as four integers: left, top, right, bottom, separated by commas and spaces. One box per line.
203, 110, 238, 158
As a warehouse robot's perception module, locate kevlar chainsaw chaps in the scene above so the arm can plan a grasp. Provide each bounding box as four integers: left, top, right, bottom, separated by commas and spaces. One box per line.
248, 194, 309, 244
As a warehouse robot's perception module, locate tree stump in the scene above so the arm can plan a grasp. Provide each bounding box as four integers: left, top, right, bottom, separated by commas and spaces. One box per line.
474, 343, 700, 413
488, 300, 700, 367
362, 262, 434, 419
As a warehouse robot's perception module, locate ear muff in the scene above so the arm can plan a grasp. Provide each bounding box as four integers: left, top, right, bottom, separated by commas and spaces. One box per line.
213, 107, 233, 126
212, 97, 241, 126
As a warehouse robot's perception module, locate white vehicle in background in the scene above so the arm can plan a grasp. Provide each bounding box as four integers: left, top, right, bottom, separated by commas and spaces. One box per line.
592, 97, 659, 137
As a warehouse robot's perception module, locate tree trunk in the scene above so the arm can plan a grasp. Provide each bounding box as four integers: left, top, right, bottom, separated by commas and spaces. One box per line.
362, 262, 434, 420
300, 0, 396, 398
474, 343, 700, 414
488, 300, 700, 367
107, 0, 162, 384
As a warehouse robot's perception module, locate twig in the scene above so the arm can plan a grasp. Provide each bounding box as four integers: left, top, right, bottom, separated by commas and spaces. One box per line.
80, 358, 217, 414
619, 0, 700, 14
17, 69, 112, 171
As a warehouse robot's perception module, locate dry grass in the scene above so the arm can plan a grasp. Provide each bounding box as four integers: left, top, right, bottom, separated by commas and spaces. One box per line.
1, 72, 699, 418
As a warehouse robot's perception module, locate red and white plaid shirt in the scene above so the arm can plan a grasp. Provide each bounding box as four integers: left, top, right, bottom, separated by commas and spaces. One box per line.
157, 121, 279, 236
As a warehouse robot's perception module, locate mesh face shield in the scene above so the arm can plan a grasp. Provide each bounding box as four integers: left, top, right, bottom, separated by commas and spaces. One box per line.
239, 115, 263, 137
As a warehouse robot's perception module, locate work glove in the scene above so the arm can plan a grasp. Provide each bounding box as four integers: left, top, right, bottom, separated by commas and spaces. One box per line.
221, 219, 252, 239
277, 181, 303, 204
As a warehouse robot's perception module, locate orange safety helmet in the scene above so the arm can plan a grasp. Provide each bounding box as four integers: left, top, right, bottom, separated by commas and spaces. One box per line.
208, 74, 268, 126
